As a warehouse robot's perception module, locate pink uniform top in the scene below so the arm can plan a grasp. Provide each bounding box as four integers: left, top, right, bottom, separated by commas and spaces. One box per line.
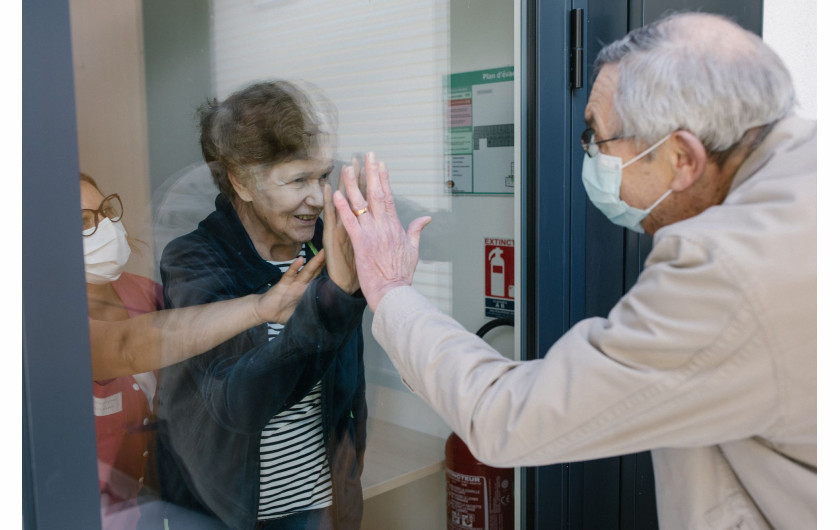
91, 272, 163, 509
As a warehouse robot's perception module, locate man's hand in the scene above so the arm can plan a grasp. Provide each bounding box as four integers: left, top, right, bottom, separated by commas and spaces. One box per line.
333, 152, 431, 312
255, 252, 325, 324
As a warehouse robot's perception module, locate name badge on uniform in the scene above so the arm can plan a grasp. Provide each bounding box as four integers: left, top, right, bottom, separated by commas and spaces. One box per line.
93, 392, 123, 416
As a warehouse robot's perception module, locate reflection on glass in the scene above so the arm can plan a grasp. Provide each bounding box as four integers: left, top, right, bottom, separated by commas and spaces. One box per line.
70, 0, 515, 527
155, 80, 366, 529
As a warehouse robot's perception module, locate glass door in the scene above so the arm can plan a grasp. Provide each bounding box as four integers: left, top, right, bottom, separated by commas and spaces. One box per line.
25, 0, 522, 528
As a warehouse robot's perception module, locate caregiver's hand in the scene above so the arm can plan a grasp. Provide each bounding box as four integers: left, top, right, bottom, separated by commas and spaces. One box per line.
333, 152, 431, 312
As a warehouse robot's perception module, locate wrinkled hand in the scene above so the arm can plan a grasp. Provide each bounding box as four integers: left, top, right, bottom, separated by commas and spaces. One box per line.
333, 152, 431, 312
255, 252, 325, 324
323, 176, 360, 294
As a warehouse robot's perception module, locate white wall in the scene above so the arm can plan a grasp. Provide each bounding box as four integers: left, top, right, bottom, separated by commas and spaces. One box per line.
69, 0, 155, 280
763, 0, 817, 119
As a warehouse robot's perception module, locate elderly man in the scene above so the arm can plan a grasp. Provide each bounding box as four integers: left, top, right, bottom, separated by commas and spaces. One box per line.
334, 12, 816, 529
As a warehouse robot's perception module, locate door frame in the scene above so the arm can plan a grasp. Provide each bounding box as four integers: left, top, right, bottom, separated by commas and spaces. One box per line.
23, 0, 103, 527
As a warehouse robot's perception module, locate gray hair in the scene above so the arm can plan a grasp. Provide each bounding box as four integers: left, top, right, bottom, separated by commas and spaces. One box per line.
595, 12, 797, 157
198, 80, 336, 201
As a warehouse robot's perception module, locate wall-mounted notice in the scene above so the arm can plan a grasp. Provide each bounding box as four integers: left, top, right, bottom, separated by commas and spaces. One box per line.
484, 237, 515, 318
445, 67, 514, 195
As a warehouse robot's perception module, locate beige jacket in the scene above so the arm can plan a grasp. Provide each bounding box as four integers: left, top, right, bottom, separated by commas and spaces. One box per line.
372, 115, 816, 529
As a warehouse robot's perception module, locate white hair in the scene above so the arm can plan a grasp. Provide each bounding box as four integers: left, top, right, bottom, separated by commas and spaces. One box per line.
595, 12, 797, 156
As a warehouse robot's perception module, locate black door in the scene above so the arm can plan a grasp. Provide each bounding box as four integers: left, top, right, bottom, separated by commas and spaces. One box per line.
522, 0, 763, 528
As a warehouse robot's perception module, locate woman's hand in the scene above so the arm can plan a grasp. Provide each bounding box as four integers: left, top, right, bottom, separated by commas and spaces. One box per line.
321, 169, 361, 294
255, 251, 326, 324
333, 152, 431, 312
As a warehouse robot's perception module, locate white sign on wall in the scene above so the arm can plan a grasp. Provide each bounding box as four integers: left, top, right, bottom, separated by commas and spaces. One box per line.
445, 67, 515, 195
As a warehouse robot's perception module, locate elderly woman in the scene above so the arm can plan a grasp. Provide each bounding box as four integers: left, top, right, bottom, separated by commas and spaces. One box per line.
82, 172, 325, 529
156, 81, 367, 530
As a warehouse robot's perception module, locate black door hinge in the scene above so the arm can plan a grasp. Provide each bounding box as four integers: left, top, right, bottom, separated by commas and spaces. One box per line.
570, 8, 584, 89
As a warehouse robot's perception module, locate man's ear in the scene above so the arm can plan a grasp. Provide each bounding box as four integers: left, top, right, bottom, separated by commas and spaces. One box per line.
228, 172, 254, 203
669, 131, 707, 192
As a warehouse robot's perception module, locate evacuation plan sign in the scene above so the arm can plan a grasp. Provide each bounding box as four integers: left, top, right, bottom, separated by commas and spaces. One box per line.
445, 67, 514, 195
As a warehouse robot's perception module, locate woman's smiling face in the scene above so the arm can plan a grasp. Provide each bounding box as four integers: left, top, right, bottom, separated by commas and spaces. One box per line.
233, 157, 333, 261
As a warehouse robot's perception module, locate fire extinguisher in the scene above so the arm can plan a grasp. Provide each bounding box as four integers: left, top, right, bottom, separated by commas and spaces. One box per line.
445, 318, 515, 530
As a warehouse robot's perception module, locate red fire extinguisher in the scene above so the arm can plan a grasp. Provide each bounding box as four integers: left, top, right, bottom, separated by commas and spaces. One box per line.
445, 433, 514, 530
445, 318, 515, 530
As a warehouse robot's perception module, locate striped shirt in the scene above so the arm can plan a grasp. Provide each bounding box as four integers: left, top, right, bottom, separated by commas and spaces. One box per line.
258, 246, 333, 520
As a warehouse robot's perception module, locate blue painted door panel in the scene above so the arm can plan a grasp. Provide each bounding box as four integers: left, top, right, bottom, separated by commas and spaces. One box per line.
522, 0, 762, 528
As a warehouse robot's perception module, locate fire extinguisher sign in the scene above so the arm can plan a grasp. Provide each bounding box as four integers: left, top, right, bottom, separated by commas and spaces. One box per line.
484, 238, 514, 318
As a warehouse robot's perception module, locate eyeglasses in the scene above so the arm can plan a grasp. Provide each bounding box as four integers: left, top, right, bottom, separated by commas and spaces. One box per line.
580, 127, 628, 158
82, 193, 123, 236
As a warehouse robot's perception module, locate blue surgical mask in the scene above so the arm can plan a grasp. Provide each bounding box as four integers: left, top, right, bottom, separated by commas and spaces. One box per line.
581, 134, 671, 233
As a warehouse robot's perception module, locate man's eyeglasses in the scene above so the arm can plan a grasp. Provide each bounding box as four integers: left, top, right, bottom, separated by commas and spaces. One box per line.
82, 194, 123, 236
580, 127, 627, 158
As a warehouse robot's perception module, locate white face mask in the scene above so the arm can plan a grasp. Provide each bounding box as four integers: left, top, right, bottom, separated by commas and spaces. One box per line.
581, 134, 672, 233
83, 218, 131, 284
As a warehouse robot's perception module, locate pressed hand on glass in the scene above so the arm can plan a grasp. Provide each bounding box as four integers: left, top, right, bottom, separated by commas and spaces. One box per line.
254, 251, 325, 324
333, 152, 432, 311
323, 173, 360, 294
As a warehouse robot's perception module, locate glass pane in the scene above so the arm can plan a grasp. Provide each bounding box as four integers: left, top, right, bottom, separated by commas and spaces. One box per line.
70, 0, 518, 527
